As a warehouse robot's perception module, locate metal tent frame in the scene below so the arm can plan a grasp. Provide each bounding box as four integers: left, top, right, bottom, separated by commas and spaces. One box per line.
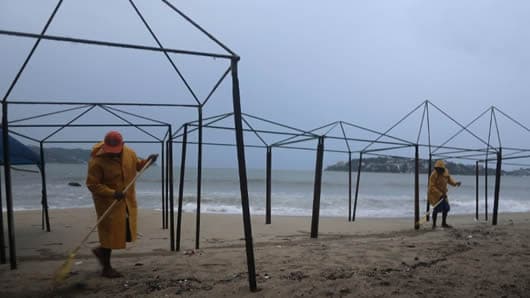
172, 112, 426, 241
366, 100, 530, 228
0, 0, 258, 291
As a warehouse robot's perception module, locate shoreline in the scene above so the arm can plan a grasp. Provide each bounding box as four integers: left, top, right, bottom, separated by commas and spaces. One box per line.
1, 208, 529, 297
5, 206, 526, 219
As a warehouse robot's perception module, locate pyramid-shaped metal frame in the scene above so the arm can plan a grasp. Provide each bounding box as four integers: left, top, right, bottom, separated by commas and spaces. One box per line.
0, 1, 258, 290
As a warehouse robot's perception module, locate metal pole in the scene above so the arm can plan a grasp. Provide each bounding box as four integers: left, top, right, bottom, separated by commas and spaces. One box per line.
195, 107, 203, 250
414, 145, 420, 230
0, 30, 233, 60
426, 154, 432, 222
161, 141, 165, 228
353, 152, 363, 222
176, 125, 188, 251
0, 0, 64, 273
348, 151, 352, 222
266, 146, 272, 224
231, 58, 257, 291
475, 161, 479, 220
484, 160, 488, 221
310, 136, 324, 238
165, 143, 170, 230
168, 127, 175, 251
39, 142, 50, 232
492, 149, 502, 225
0, 169, 6, 264
164, 143, 169, 229
2, 102, 17, 269
161, 143, 167, 229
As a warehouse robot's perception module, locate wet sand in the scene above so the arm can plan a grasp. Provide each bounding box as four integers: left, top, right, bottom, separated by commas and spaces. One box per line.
1, 208, 529, 297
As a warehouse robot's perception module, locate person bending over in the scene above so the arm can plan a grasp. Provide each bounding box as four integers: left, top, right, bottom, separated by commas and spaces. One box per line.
86, 131, 157, 278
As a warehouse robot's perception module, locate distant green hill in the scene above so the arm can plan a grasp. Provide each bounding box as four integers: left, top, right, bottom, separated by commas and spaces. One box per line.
30, 146, 91, 164
326, 156, 529, 176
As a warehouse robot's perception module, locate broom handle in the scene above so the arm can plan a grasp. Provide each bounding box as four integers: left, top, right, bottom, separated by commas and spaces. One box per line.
416, 196, 446, 225
72, 158, 153, 254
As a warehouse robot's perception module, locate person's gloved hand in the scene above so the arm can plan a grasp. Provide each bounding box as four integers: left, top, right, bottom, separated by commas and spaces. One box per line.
456, 181, 462, 187
113, 190, 125, 201
147, 154, 159, 164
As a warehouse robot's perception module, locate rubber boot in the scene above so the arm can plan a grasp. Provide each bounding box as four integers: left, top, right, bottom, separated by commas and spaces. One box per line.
432, 211, 438, 230
442, 212, 452, 228
92, 246, 105, 268
101, 248, 123, 278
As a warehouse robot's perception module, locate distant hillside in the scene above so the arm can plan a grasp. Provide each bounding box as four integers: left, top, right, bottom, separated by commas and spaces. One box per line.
326, 156, 529, 176
30, 146, 91, 164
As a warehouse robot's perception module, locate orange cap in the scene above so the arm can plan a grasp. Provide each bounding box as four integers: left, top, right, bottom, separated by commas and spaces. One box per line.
102, 131, 124, 154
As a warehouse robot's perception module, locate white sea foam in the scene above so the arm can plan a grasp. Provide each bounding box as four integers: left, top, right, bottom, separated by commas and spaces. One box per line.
5, 164, 530, 218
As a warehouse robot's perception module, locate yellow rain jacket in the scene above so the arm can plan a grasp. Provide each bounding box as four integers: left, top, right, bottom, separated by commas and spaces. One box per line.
86, 142, 147, 249
428, 160, 458, 206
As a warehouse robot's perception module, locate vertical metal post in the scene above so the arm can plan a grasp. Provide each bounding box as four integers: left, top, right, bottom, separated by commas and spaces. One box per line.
162, 143, 167, 229
0, 169, 6, 264
353, 152, 362, 222
2, 102, 17, 269
176, 125, 188, 251
39, 142, 50, 232
231, 58, 257, 291
0, 0, 63, 270
475, 161, 479, 221
168, 127, 175, 251
161, 141, 165, 229
310, 136, 324, 238
348, 151, 352, 222
414, 145, 420, 230
425, 155, 432, 222
265, 146, 272, 225
195, 107, 203, 250
492, 149, 502, 225
484, 160, 488, 221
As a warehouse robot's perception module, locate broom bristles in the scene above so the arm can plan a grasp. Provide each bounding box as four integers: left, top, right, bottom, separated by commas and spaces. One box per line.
54, 252, 75, 283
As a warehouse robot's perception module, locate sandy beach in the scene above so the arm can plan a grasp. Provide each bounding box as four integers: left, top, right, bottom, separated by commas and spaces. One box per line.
1, 208, 529, 297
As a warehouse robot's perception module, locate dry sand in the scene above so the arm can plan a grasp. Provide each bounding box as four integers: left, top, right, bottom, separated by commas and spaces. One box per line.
1, 208, 530, 297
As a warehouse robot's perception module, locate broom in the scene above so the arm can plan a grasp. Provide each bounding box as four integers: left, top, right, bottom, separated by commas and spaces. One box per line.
416, 196, 446, 226
54, 158, 153, 283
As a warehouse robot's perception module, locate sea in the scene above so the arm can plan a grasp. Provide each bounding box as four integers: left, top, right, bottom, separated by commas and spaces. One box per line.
5, 163, 530, 218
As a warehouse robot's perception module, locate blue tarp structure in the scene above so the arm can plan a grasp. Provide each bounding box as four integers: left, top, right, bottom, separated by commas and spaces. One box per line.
0, 129, 41, 165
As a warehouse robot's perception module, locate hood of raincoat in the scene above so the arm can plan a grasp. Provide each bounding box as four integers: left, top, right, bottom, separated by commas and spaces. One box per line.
434, 160, 446, 169
434, 160, 449, 177
91, 141, 106, 157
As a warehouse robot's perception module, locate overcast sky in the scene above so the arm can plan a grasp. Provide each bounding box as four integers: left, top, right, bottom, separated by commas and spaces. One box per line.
1, 0, 530, 169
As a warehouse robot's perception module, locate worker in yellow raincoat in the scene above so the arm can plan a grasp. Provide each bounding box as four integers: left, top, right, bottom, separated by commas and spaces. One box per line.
86, 131, 157, 278
428, 160, 461, 229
